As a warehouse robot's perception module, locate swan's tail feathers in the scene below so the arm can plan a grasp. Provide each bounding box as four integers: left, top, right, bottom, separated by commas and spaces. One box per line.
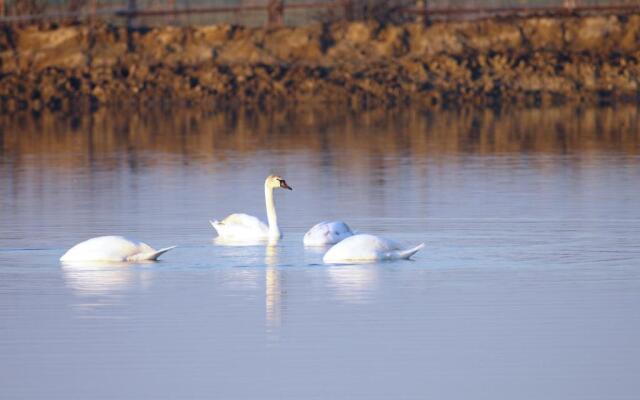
129, 246, 176, 261
394, 243, 425, 260
210, 220, 223, 235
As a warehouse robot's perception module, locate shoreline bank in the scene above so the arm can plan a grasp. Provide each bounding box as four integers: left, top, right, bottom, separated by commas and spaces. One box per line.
1, 13, 639, 112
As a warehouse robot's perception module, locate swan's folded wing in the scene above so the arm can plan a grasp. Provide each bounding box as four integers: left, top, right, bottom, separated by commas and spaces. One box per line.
221, 213, 267, 229
214, 213, 270, 238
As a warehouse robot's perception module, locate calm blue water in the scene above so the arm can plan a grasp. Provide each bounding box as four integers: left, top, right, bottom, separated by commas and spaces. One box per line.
1, 107, 639, 399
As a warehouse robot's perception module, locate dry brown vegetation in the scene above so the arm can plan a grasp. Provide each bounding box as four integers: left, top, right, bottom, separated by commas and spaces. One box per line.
1, 13, 639, 112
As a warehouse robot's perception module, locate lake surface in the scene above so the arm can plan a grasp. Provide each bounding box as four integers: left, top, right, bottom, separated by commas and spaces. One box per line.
1, 106, 639, 399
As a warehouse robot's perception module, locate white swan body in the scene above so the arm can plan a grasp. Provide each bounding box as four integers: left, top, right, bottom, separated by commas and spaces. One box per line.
323, 234, 424, 264
211, 175, 292, 241
60, 236, 175, 262
210, 214, 270, 240
304, 221, 354, 246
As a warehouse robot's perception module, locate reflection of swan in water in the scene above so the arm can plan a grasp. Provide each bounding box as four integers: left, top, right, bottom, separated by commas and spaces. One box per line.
212, 237, 277, 291
265, 243, 281, 330
213, 236, 273, 247
326, 265, 378, 304
61, 261, 153, 296
211, 237, 283, 330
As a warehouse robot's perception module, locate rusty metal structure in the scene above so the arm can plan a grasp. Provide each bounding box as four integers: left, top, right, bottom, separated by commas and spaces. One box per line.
0, 0, 639, 26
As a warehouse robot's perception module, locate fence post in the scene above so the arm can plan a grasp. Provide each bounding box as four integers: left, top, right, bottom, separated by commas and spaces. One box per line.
168, 0, 176, 22
126, 0, 137, 52
342, 0, 353, 21
418, 0, 429, 26
267, 0, 284, 27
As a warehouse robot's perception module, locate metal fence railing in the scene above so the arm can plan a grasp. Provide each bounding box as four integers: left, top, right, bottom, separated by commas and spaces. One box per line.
0, 0, 639, 27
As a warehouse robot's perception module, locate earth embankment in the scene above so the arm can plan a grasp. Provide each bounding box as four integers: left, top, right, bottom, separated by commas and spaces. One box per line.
1, 14, 639, 111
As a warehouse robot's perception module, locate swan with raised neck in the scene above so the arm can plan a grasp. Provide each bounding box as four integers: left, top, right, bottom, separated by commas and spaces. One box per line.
211, 175, 292, 241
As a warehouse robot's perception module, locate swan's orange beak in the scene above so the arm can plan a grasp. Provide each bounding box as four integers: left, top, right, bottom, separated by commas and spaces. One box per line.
280, 180, 292, 190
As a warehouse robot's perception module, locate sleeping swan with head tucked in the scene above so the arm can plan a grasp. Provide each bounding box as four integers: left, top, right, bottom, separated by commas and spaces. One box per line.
303, 221, 354, 246
210, 175, 292, 241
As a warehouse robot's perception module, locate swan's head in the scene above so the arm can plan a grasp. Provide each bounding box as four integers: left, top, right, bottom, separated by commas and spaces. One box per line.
266, 175, 292, 190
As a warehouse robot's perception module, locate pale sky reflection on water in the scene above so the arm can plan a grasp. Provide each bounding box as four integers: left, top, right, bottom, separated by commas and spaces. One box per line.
1, 106, 639, 399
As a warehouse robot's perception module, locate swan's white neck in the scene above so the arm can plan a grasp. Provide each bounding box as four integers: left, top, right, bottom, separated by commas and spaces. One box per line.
265, 183, 281, 239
